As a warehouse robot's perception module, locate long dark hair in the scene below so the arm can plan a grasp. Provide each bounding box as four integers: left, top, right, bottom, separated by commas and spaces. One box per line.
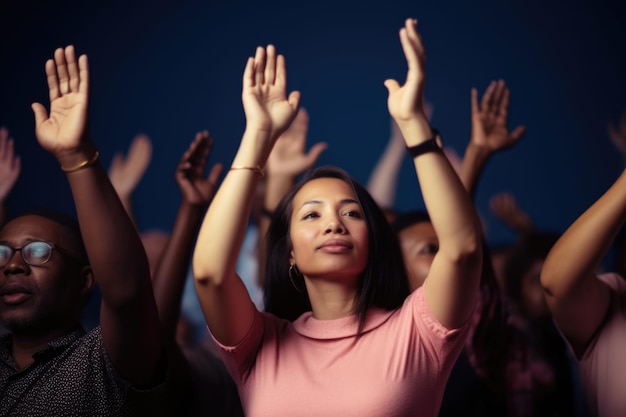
263, 166, 410, 330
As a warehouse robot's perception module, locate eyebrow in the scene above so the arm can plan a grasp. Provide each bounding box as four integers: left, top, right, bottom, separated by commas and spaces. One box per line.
298, 198, 360, 210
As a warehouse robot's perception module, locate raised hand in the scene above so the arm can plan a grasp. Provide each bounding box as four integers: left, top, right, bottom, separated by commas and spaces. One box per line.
0, 127, 21, 202
608, 109, 626, 161
31, 45, 91, 158
470, 80, 526, 152
266, 108, 327, 177
489, 191, 534, 235
176, 131, 223, 207
241, 45, 300, 144
108, 134, 153, 199
384, 18, 428, 127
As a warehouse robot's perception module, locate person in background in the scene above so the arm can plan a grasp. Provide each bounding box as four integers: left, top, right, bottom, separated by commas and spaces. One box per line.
150, 130, 245, 416
540, 165, 626, 417
0, 45, 176, 416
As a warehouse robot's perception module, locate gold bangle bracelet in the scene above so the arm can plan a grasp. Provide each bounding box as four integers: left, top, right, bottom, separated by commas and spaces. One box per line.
61, 151, 100, 173
229, 165, 264, 177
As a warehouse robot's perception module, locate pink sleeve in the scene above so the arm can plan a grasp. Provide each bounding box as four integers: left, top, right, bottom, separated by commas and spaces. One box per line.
210, 309, 265, 385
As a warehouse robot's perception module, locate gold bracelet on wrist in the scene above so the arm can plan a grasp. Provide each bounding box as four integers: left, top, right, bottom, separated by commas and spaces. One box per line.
61, 151, 100, 173
229, 165, 264, 177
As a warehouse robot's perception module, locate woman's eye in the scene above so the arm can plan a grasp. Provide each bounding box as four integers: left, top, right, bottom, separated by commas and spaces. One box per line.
343, 210, 361, 218
303, 212, 319, 220
419, 244, 438, 255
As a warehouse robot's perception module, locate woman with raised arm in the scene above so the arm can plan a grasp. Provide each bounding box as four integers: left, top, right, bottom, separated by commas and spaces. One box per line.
192, 18, 482, 417
540, 169, 626, 417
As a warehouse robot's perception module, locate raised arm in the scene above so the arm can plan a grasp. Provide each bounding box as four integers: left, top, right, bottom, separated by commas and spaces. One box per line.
385, 19, 482, 329
366, 103, 431, 212
31, 45, 162, 386
257, 107, 326, 287
0, 127, 21, 226
540, 171, 625, 356
152, 131, 223, 343
193, 45, 300, 345
460, 80, 526, 199
108, 133, 152, 226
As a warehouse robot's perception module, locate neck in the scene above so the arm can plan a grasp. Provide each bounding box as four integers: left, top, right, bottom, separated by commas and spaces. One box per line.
305, 277, 359, 320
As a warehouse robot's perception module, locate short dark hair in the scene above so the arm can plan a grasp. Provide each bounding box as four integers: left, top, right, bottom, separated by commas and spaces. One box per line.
503, 230, 560, 307
263, 166, 410, 330
390, 209, 431, 234
5, 208, 89, 266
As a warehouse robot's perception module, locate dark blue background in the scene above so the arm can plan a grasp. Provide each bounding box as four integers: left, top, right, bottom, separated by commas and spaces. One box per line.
1, 0, 625, 249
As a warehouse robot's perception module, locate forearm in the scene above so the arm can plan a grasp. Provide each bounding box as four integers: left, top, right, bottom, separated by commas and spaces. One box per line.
366, 137, 406, 209
459, 142, 491, 199
257, 172, 295, 287
63, 146, 153, 306
542, 168, 626, 293
402, 122, 482, 257
153, 201, 205, 341
193, 130, 266, 285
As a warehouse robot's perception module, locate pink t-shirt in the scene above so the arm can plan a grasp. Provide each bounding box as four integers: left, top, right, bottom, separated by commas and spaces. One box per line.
573, 273, 626, 417
213, 287, 469, 417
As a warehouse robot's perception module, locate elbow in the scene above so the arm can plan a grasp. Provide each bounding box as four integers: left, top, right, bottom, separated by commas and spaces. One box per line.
442, 234, 483, 272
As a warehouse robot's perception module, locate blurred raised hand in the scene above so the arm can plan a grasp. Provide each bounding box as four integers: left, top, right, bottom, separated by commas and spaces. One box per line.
108, 133, 152, 224
489, 191, 534, 236
470, 80, 526, 152
0, 127, 21, 225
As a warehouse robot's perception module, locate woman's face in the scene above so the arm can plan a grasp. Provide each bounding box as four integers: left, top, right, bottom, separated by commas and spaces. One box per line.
289, 178, 369, 287
521, 259, 549, 320
397, 221, 438, 291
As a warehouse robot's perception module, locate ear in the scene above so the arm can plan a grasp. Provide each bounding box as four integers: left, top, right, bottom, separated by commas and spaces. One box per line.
79, 265, 95, 299
289, 250, 295, 265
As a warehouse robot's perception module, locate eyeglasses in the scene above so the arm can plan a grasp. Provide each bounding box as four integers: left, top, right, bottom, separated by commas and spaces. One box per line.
0, 241, 80, 268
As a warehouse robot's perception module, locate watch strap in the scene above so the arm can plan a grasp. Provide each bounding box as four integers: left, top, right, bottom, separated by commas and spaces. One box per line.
406, 129, 442, 158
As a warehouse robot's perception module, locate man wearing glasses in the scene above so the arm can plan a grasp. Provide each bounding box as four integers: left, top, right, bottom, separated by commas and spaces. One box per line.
0, 45, 178, 416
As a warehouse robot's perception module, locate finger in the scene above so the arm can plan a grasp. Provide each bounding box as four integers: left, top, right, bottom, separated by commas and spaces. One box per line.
4, 137, 15, 161
405, 18, 425, 63
55, 47, 70, 95
481, 81, 496, 113
291, 108, 309, 140
243, 57, 255, 89
0, 127, 7, 142
0, 133, 7, 160
129, 134, 153, 159
265, 44, 277, 85
471, 88, 479, 115
399, 28, 420, 83
304, 142, 328, 167
287, 90, 301, 111
384, 79, 401, 94
492, 80, 506, 114
510, 125, 527, 141
498, 84, 510, 117
275, 54, 287, 90
65, 45, 80, 93
206, 163, 224, 187
78, 54, 89, 96
254, 46, 266, 86
108, 153, 125, 175
45, 59, 60, 102
31, 103, 49, 128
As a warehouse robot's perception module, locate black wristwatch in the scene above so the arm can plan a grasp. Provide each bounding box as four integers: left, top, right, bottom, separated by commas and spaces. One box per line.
406, 129, 442, 158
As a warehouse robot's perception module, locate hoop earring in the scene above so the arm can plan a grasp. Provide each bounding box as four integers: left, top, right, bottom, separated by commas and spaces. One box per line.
288, 263, 304, 293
